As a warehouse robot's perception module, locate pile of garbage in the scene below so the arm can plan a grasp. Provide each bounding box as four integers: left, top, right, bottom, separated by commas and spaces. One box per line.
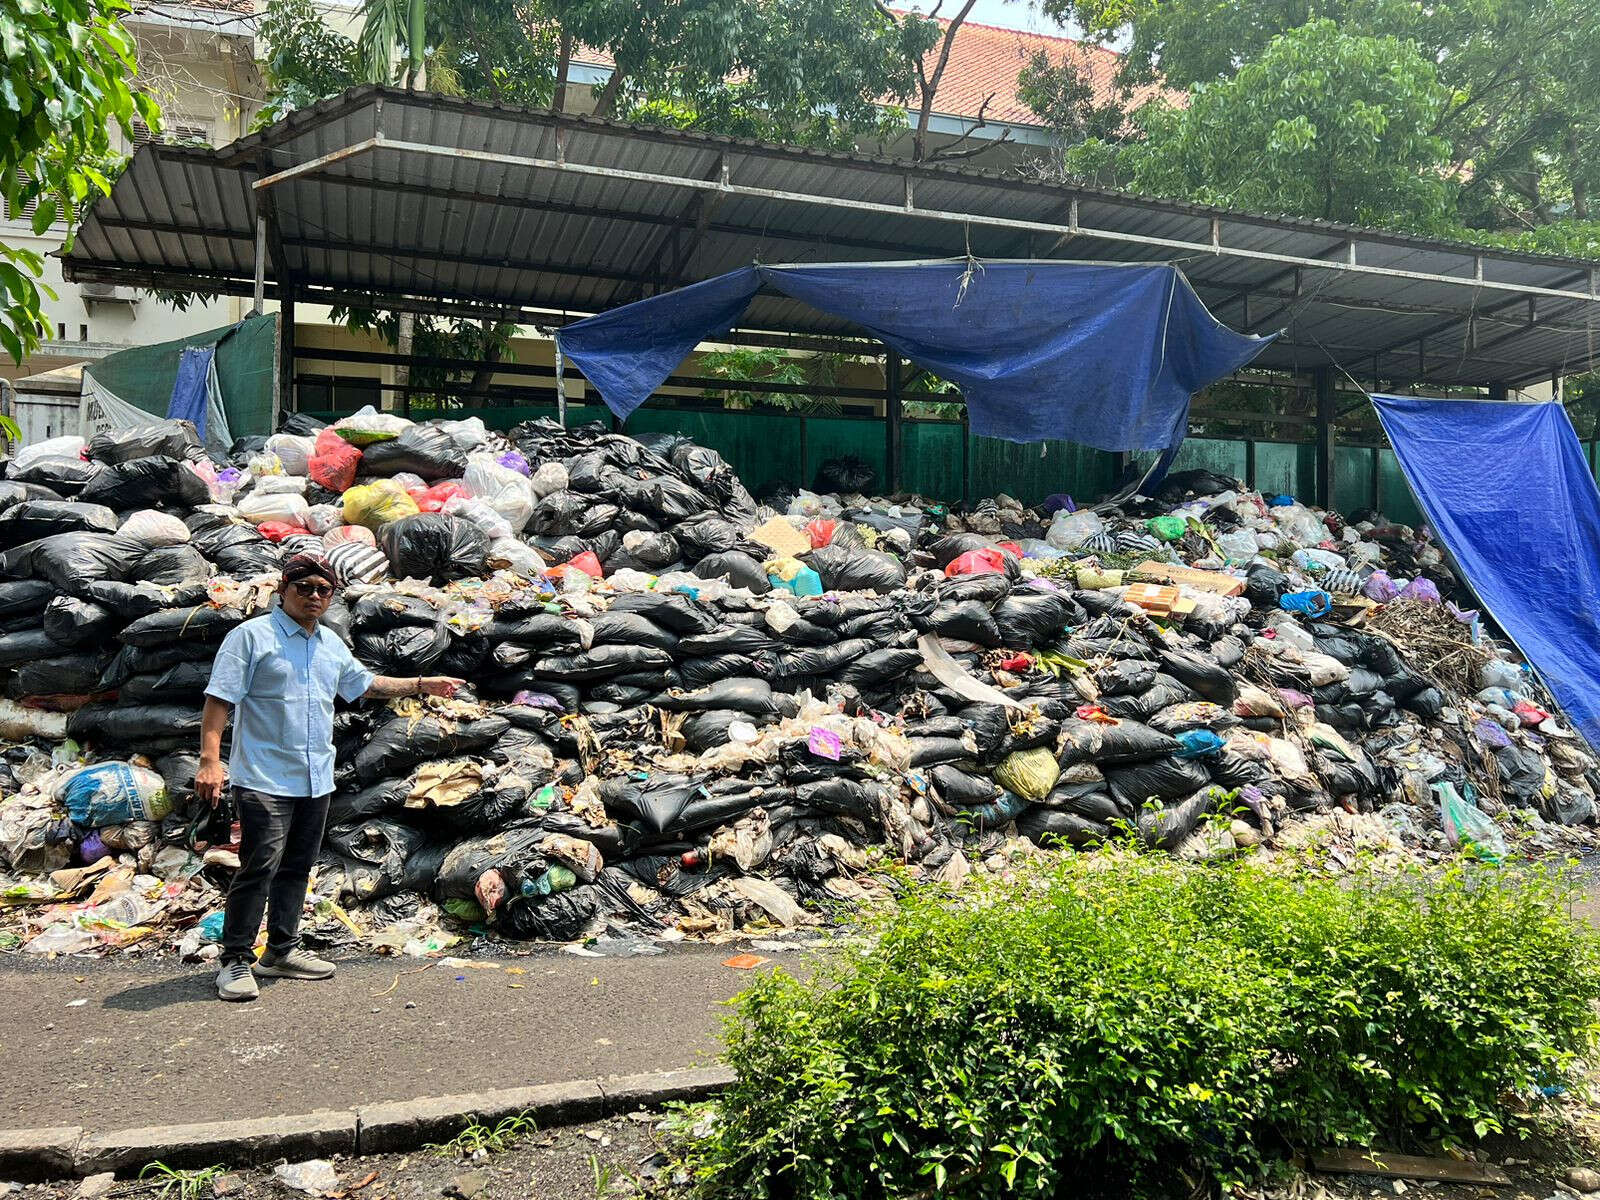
0, 410, 1593, 960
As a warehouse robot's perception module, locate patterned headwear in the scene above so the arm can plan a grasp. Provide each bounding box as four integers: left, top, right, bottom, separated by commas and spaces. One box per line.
281, 551, 340, 588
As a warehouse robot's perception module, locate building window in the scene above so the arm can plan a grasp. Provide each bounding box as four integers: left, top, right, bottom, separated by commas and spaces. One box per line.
55, 322, 65, 341
79, 324, 89, 342
129, 118, 214, 151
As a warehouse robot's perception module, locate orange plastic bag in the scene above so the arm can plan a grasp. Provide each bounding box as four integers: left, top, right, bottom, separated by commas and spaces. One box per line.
308, 428, 362, 493
257, 521, 311, 543
945, 548, 1008, 577
804, 519, 837, 549
410, 481, 469, 512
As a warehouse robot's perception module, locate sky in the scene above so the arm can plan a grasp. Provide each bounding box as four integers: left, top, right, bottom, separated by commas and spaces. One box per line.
898, 0, 1088, 38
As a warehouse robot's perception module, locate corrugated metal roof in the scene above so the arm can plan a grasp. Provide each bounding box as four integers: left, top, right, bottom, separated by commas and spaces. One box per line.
64, 85, 1600, 387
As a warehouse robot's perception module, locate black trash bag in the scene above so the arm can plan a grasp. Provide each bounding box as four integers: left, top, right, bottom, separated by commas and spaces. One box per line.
657, 677, 791, 717
79, 456, 209, 511
530, 491, 620, 538
185, 509, 265, 555
1405, 687, 1445, 718
1018, 807, 1110, 847
0, 578, 51, 619
936, 571, 1013, 606
813, 455, 875, 494
355, 623, 451, 673
958, 704, 1012, 757
838, 647, 923, 686
360, 425, 469, 482
353, 714, 510, 784
325, 817, 431, 898
1157, 649, 1236, 704
678, 653, 758, 689
1106, 756, 1212, 808
429, 776, 533, 835
907, 737, 974, 768
1058, 718, 1181, 765
129, 544, 211, 587
608, 591, 720, 636
1548, 789, 1596, 827
926, 600, 1001, 647
88, 421, 202, 465
10, 456, 102, 494
1245, 563, 1290, 607
588, 610, 678, 651
993, 590, 1078, 648
602, 773, 707, 835
680, 709, 751, 753
772, 638, 873, 679
677, 624, 776, 658
279, 411, 327, 436
98, 639, 215, 689
1043, 781, 1129, 825
0, 481, 52, 513
434, 822, 550, 903
694, 551, 771, 593
1137, 787, 1224, 850
120, 604, 244, 647
536, 644, 675, 682
378, 514, 490, 584
118, 659, 215, 702
930, 764, 998, 806
155, 752, 201, 809
487, 613, 589, 653
674, 514, 746, 560
351, 592, 439, 631
42, 595, 119, 647
84, 579, 208, 620
1148, 704, 1241, 735
501, 886, 600, 941
0, 532, 145, 595
1094, 660, 1158, 697
327, 778, 413, 825
1495, 743, 1547, 805
670, 441, 743, 504
807, 543, 906, 592
7, 651, 108, 698
645, 475, 710, 522
67, 702, 204, 746
0, 500, 119, 549
614, 530, 681, 570
1156, 469, 1240, 502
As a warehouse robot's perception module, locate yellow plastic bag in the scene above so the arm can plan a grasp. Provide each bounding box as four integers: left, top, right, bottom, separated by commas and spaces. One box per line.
993, 746, 1060, 803
342, 479, 420, 530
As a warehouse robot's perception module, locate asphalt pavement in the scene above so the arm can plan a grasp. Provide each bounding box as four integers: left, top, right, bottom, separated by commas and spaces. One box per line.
0, 943, 794, 1129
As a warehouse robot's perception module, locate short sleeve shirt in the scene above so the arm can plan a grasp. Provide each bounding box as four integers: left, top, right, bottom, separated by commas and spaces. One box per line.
205, 604, 375, 798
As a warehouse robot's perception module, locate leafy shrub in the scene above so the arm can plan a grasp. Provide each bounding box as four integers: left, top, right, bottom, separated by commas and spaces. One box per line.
677, 853, 1600, 1199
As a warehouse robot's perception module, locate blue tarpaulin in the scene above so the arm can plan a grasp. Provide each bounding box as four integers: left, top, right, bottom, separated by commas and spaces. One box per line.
168, 345, 216, 440
1374, 394, 1600, 749
558, 261, 1274, 450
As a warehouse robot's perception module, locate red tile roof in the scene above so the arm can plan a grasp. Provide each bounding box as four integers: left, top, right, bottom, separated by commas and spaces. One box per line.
898, 13, 1177, 126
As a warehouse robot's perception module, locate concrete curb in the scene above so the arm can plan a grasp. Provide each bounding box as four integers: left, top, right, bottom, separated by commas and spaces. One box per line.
2, 1065, 735, 1182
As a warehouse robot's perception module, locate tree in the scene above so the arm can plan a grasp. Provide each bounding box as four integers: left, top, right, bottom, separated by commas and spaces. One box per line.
0, 0, 160, 364
255, 0, 361, 127
1039, 0, 1600, 231
1064, 21, 1457, 230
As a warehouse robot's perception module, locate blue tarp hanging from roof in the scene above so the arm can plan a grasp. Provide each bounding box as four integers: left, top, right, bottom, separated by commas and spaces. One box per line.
1373, 394, 1600, 749
558, 261, 1275, 451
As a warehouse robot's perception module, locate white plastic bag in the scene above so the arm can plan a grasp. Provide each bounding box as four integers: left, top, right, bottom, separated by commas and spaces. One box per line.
251, 474, 308, 497
236, 491, 312, 526
462, 454, 535, 531
485, 536, 545, 575
1045, 508, 1105, 551
1270, 503, 1331, 546
303, 504, 342, 534
15, 435, 85, 471
438, 417, 488, 451
119, 509, 192, 548
442, 494, 513, 541
530, 462, 569, 499
264, 433, 316, 476
1216, 529, 1259, 561
331, 405, 411, 446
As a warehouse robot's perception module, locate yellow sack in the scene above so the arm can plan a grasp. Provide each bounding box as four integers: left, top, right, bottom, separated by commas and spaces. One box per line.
342, 479, 419, 530
993, 747, 1060, 803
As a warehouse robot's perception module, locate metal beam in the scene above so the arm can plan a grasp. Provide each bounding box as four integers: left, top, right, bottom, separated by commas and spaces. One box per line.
329, 135, 1600, 304
885, 350, 903, 493
1314, 366, 1335, 509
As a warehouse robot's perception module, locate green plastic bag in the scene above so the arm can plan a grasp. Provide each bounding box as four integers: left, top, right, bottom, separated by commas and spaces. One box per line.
1435, 782, 1507, 863
1146, 515, 1186, 543
993, 747, 1060, 803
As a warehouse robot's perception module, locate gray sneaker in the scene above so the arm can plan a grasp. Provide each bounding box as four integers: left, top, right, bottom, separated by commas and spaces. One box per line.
254, 949, 335, 980
216, 959, 259, 1002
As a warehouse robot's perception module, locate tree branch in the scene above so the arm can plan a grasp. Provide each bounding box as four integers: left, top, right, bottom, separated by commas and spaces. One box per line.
913, 0, 980, 161
927, 92, 1010, 162
592, 63, 626, 117
551, 27, 572, 113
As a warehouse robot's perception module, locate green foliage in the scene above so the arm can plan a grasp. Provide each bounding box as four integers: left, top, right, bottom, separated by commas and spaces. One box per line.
255, 0, 360, 127
1044, 0, 1600, 230
138, 1161, 227, 1200
425, 1110, 539, 1157
1074, 21, 1456, 230
699, 347, 858, 415
0, 0, 160, 364
676, 853, 1600, 1199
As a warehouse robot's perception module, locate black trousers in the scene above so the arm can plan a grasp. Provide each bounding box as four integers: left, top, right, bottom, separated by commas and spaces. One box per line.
220, 787, 331, 962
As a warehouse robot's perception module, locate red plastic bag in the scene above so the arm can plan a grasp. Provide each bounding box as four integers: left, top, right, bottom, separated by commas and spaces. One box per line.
566, 551, 604, 578
944, 548, 1008, 577
257, 521, 311, 543
410, 481, 469, 513
804, 519, 837, 549
308, 428, 362, 493
996, 541, 1023, 558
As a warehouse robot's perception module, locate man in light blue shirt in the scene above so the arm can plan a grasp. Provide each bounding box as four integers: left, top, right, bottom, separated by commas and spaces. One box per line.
199, 552, 462, 1002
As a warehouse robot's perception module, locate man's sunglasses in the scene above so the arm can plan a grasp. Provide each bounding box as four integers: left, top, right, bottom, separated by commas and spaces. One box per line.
291, 580, 335, 599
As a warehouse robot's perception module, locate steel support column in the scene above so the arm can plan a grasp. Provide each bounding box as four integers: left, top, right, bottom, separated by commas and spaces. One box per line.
278, 291, 296, 416
1314, 367, 1335, 509
885, 350, 903, 494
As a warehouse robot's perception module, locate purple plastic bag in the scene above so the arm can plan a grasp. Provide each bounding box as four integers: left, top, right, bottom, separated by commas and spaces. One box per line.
79, 830, 108, 864
496, 449, 530, 476
1041, 493, 1076, 515
1400, 576, 1441, 604
1363, 570, 1399, 603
